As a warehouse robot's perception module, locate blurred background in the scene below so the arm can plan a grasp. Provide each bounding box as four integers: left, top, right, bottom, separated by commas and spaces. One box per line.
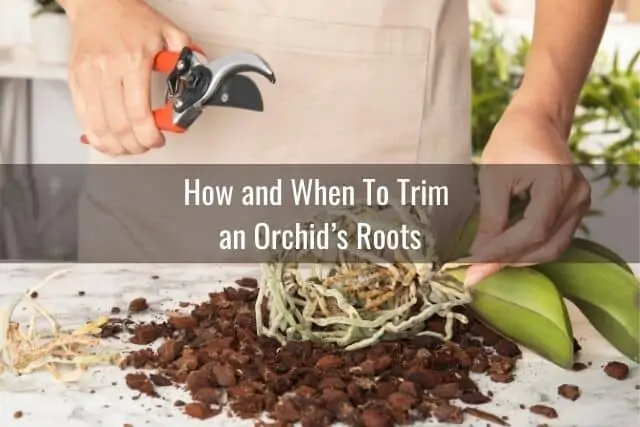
0, 0, 638, 263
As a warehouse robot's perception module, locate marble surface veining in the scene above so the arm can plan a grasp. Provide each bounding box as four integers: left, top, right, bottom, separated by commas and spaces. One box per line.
0, 264, 638, 427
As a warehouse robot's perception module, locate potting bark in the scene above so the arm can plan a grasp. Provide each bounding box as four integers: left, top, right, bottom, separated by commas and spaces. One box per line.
110, 279, 531, 426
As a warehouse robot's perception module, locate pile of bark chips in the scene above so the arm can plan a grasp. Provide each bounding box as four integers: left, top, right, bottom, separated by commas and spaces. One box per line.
105, 277, 579, 427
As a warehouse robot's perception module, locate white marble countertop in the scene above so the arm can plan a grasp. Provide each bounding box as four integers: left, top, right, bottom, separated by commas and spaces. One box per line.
0, 264, 638, 427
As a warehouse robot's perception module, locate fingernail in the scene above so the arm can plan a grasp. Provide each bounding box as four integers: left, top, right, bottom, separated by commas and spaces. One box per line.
463, 266, 485, 288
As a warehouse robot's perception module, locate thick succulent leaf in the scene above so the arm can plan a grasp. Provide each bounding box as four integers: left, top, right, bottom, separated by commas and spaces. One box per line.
535, 246, 640, 363
444, 206, 479, 262
570, 237, 633, 273
447, 267, 575, 369
572, 299, 640, 363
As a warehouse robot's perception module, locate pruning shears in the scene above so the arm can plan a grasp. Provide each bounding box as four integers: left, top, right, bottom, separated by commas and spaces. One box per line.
80, 45, 276, 143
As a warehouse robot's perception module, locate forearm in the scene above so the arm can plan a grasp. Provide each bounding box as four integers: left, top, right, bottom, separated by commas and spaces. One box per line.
512, 0, 613, 137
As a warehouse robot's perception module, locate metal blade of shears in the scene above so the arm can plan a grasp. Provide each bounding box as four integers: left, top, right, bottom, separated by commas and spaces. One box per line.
203, 74, 264, 111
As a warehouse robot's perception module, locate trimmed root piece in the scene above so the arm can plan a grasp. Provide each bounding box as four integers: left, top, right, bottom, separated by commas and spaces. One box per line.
0, 269, 122, 382
256, 201, 473, 351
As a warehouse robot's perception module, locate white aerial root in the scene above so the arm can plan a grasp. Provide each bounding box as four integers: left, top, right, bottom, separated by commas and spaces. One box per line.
0, 268, 122, 382
256, 201, 473, 350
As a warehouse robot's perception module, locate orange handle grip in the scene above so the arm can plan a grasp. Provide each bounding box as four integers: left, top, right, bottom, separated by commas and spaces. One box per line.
152, 103, 188, 133
80, 44, 204, 144
80, 103, 187, 144
154, 44, 204, 72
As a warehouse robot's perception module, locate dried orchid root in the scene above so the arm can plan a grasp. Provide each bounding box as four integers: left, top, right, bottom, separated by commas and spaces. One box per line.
0, 268, 122, 382
256, 200, 473, 350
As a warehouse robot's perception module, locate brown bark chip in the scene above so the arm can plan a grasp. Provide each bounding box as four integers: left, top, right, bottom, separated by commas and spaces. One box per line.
236, 277, 258, 288
100, 318, 134, 339
397, 381, 419, 398
361, 409, 393, 427
432, 382, 461, 399
558, 384, 581, 401
604, 361, 629, 380
470, 355, 489, 373
117, 276, 528, 426
316, 355, 343, 370
322, 388, 348, 410
572, 338, 582, 353
433, 404, 464, 424
13, 411, 23, 418
157, 339, 183, 364
176, 348, 200, 371
168, 315, 198, 329
404, 367, 443, 389
125, 373, 158, 397
185, 370, 211, 393
490, 372, 514, 383
129, 323, 164, 345
463, 408, 509, 426
273, 399, 301, 423
460, 391, 492, 405
128, 298, 148, 313
371, 354, 393, 373
487, 355, 515, 383
470, 322, 500, 346
488, 355, 515, 375
494, 339, 521, 358
193, 387, 223, 405
184, 402, 215, 419
149, 374, 172, 387
212, 363, 237, 386
572, 362, 588, 371
319, 376, 346, 390
529, 405, 558, 419
387, 392, 415, 412
230, 396, 265, 419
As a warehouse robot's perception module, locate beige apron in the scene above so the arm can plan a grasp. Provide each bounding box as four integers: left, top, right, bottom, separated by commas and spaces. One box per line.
78, 0, 477, 262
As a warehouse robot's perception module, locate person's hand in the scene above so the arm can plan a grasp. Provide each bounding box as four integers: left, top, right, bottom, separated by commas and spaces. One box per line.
464, 103, 591, 287
65, 0, 192, 156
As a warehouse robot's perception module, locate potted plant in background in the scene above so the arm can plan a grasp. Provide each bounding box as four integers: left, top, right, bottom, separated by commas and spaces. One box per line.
30, 0, 69, 64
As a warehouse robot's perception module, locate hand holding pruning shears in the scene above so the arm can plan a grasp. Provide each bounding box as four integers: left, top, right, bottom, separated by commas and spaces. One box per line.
65, 0, 275, 156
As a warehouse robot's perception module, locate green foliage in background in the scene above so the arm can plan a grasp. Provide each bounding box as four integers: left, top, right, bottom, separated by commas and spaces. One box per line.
32, 0, 65, 17
470, 20, 640, 194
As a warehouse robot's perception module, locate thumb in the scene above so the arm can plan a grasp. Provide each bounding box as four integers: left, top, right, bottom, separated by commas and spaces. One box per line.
469, 182, 511, 255
464, 263, 504, 287
163, 26, 191, 51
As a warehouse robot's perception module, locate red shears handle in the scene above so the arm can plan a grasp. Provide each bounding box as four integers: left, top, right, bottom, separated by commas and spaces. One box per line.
80, 44, 205, 144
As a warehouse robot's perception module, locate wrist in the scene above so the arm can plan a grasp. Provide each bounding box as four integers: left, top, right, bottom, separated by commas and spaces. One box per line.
512, 51, 580, 139
509, 84, 574, 139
